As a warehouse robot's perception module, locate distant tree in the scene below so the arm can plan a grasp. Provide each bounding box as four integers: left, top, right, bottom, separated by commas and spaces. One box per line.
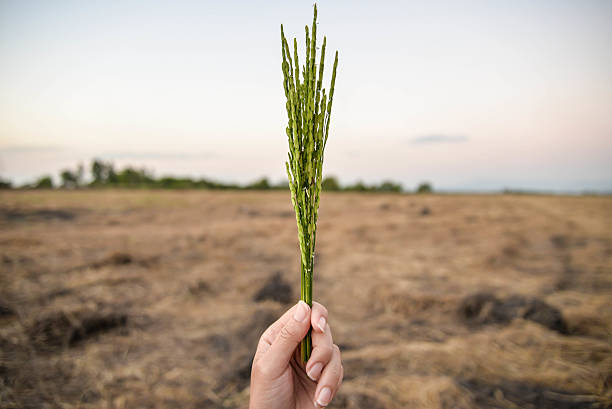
246, 177, 271, 190
378, 180, 402, 193
59, 163, 86, 188
34, 175, 54, 189
158, 176, 199, 189
92, 159, 118, 185
91, 159, 103, 183
60, 169, 78, 188
416, 182, 433, 194
0, 177, 12, 189
194, 177, 221, 189
344, 181, 369, 192
116, 167, 154, 187
321, 176, 341, 191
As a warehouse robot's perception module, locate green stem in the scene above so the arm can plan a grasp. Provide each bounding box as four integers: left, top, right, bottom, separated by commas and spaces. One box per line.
300, 260, 312, 362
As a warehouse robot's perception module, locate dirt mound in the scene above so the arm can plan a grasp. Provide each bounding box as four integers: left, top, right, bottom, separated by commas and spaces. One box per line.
518, 297, 568, 334
459, 292, 568, 334
28, 309, 127, 351
0, 299, 16, 318
189, 280, 213, 297
0, 208, 76, 222
253, 272, 293, 304
93, 252, 133, 267
458, 378, 601, 409
459, 293, 507, 324
550, 234, 587, 250
551, 234, 571, 249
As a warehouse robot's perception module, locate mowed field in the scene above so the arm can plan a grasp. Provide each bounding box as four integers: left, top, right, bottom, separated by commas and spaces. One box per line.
0, 190, 611, 409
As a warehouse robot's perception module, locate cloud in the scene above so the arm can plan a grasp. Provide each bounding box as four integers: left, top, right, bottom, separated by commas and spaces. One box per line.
410, 135, 469, 144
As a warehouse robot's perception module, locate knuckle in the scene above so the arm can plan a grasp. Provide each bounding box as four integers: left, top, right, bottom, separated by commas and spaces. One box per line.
279, 324, 297, 341
321, 344, 335, 356
333, 343, 341, 354
313, 301, 328, 316
313, 344, 334, 360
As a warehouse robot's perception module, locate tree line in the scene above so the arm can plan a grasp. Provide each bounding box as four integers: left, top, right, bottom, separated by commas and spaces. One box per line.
0, 159, 433, 193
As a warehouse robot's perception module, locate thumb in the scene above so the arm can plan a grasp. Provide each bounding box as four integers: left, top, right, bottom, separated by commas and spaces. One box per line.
265, 301, 311, 376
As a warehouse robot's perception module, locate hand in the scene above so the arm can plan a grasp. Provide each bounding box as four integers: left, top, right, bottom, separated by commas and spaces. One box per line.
249, 301, 343, 409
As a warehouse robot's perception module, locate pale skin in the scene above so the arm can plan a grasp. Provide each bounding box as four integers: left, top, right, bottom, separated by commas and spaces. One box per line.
249, 301, 343, 409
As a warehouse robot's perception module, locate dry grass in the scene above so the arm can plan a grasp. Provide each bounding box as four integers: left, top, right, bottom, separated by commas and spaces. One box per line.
0, 190, 611, 408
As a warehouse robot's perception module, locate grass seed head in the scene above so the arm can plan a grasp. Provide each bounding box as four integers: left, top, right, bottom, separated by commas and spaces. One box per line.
280, 3, 338, 362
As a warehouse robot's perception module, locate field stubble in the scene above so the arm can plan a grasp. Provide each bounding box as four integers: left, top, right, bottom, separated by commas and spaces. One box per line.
0, 190, 611, 408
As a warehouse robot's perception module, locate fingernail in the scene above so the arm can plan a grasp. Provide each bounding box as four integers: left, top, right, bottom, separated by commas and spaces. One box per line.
293, 301, 308, 322
307, 362, 323, 381
316, 387, 332, 407
317, 316, 326, 332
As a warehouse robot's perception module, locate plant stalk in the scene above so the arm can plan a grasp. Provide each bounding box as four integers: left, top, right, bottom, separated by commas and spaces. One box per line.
300, 261, 312, 362
281, 3, 338, 363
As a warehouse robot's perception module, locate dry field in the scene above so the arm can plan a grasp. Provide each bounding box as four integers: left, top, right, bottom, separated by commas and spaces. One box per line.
1, 190, 611, 409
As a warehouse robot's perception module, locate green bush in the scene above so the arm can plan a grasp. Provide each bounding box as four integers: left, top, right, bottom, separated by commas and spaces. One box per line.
378, 180, 402, 192
416, 182, 433, 194
60, 169, 79, 188
115, 167, 154, 187
321, 176, 341, 191
245, 177, 271, 190
34, 175, 54, 189
0, 177, 12, 189
344, 181, 368, 192
91, 159, 117, 185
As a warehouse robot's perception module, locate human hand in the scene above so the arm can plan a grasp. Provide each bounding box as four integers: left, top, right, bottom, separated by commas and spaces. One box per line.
249, 301, 343, 409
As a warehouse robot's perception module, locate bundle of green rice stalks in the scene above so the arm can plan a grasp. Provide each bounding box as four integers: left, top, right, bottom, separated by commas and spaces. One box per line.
280, 4, 339, 362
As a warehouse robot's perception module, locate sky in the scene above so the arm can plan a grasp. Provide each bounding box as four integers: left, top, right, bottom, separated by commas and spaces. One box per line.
0, 0, 611, 192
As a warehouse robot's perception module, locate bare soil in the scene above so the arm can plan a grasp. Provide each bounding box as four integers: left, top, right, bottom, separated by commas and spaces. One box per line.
0, 190, 610, 409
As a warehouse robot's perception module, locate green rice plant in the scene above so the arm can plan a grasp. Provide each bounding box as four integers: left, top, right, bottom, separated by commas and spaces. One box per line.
280, 4, 338, 363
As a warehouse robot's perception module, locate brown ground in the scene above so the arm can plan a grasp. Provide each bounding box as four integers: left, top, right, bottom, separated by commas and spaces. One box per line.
0, 190, 611, 409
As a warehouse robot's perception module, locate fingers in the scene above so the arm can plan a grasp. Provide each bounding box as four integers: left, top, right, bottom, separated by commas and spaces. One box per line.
311, 301, 328, 333
305, 323, 333, 381
314, 344, 343, 408
258, 301, 311, 378
254, 302, 300, 363
258, 302, 301, 346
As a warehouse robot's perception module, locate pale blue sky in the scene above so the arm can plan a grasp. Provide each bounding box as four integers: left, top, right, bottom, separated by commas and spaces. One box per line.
1, 0, 611, 191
